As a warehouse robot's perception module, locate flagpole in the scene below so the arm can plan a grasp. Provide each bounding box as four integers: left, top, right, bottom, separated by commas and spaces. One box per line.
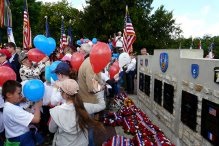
123, 5, 136, 53
61, 15, 64, 35
45, 15, 50, 37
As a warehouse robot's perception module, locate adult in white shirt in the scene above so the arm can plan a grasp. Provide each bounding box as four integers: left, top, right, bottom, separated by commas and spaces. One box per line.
125, 53, 136, 94
115, 31, 123, 49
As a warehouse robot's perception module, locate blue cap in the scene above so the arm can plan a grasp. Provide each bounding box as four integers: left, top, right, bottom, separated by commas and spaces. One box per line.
53, 62, 70, 75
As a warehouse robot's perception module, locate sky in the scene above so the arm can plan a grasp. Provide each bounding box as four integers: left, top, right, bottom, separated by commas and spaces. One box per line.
37, 0, 219, 38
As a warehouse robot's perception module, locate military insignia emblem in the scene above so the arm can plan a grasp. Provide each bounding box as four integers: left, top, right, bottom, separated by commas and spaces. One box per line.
191, 64, 199, 79
160, 53, 168, 73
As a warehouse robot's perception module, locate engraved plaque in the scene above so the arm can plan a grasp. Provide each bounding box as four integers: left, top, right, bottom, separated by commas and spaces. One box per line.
163, 83, 174, 114
144, 74, 150, 96
201, 99, 219, 145
181, 91, 198, 131
154, 79, 162, 105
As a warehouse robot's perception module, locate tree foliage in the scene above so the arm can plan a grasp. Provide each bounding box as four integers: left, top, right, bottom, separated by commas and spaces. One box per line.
81, 0, 181, 53
9, 0, 42, 47
0, 0, 218, 58
38, 0, 82, 42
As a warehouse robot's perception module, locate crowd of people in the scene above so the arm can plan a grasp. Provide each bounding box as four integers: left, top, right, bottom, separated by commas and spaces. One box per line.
0, 32, 150, 146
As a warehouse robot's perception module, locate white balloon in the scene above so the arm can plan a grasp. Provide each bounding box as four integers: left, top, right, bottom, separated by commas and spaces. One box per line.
118, 52, 131, 68
61, 53, 72, 61
88, 41, 93, 46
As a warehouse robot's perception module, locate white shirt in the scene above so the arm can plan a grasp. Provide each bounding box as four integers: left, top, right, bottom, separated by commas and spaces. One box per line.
126, 58, 136, 73
0, 95, 4, 108
115, 36, 123, 48
9, 53, 16, 63
0, 112, 3, 133
42, 83, 65, 106
49, 103, 88, 146
3, 102, 34, 138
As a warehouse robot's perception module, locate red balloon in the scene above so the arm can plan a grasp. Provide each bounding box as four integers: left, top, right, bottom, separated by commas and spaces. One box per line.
90, 42, 111, 73
109, 64, 120, 79
27, 49, 46, 63
70, 52, 84, 71
0, 66, 16, 86
113, 61, 119, 68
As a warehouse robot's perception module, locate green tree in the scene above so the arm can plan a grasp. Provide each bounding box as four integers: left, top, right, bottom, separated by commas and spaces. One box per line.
148, 5, 182, 51
9, 0, 42, 47
81, 0, 181, 53
38, 0, 82, 44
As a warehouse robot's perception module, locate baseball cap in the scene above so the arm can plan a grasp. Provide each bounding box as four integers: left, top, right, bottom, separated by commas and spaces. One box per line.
0, 49, 11, 59
56, 79, 79, 95
53, 61, 70, 75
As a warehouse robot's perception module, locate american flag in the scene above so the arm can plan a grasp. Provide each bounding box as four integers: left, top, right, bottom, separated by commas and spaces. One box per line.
0, 0, 4, 28
60, 17, 68, 50
23, 0, 32, 49
123, 5, 136, 53
208, 132, 215, 141
0, 0, 12, 28
208, 107, 216, 116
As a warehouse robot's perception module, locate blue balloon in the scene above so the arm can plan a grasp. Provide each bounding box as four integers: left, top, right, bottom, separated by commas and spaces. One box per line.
46, 37, 56, 56
84, 38, 89, 43
76, 40, 82, 46
33, 35, 47, 51
23, 79, 45, 102
112, 53, 119, 59
45, 66, 58, 83
50, 61, 61, 72
92, 38, 97, 44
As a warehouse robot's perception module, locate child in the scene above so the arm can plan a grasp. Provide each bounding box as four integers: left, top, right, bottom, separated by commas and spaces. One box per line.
2, 80, 42, 146
49, 79, 105, 146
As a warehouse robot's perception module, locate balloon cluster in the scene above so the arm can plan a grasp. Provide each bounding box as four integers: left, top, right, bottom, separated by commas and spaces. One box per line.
33, 35, 56, 56
76, 37, 97, 46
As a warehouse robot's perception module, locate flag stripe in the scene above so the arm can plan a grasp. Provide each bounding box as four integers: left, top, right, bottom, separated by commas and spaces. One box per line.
23, 0, 32, 49
123, 6, 136, 53
60, 19, 68, 49
0, 0, 5, 27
